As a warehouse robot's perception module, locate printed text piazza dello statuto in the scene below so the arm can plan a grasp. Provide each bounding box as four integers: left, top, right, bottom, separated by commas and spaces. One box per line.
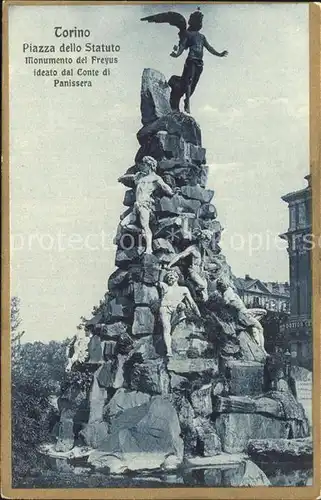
22, 27, 120, 87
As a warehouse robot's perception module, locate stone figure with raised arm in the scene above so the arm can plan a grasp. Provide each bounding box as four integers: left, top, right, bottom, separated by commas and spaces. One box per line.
167, 229, 213, 302
159, 269, 201, 357
118, 156, 174, 254
141, 8, 228, 113
216, 277, 268, 355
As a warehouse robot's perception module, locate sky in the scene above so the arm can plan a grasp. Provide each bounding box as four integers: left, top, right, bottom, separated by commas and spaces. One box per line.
8, 3, 309, 343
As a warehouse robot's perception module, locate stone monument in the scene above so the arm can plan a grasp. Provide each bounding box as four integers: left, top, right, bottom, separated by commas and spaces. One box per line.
54, 69, 310, 482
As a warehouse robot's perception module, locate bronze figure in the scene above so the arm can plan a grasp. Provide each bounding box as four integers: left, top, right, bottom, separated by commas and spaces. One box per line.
141, 8, 228, 114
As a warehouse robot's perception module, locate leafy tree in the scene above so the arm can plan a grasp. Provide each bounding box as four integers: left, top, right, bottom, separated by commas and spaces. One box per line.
12, 376, 53, 480
11, 297, 70, 483
15, 340, 70, 395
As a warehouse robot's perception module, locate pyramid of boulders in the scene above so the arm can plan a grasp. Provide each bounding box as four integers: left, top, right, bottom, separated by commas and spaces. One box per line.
55, 69, 310, 476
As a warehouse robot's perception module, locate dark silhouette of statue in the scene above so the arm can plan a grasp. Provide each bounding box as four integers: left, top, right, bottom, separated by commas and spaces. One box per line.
141, 8, 228, 114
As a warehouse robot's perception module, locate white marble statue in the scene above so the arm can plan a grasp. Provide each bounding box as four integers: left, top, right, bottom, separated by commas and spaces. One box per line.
118, 156, 174, 254
159, 269, 201, 357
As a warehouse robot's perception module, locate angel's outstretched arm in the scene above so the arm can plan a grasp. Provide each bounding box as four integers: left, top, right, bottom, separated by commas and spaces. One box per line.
170, 43, 185, 58
204, 36, 228, 57
156, 176, 174, 196
170, 35, 187, 58
168, 246, 194, 267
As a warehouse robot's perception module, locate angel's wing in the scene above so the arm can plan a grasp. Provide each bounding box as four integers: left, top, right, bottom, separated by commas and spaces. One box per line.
141, 11, 187, 34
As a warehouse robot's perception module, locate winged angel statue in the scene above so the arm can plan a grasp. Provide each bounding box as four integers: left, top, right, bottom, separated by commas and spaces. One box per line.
141, 8, 228, 114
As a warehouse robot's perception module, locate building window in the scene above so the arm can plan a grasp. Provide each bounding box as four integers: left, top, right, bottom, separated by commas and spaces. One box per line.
290, 206, 296, 229
297, 285, 301, 315
298, 203, 306, 227
295, 204, 300, 227
307, 198, 312, 220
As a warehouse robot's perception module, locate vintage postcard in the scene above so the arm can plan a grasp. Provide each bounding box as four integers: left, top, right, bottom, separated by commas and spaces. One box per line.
1, 1, 320, 499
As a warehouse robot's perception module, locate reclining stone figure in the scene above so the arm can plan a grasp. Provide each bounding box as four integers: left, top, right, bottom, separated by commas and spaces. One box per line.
216, 277, 268, 355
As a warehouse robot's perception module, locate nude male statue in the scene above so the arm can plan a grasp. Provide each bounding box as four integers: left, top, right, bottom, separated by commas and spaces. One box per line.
167, 229, 213, 302
159, 270, 201, 357
216, 278, 268, 354
118, 156, 174, 254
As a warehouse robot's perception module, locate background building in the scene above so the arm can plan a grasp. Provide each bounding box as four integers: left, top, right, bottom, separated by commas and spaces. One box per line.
234, 275, 290, 312
279, 175, 312, 369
